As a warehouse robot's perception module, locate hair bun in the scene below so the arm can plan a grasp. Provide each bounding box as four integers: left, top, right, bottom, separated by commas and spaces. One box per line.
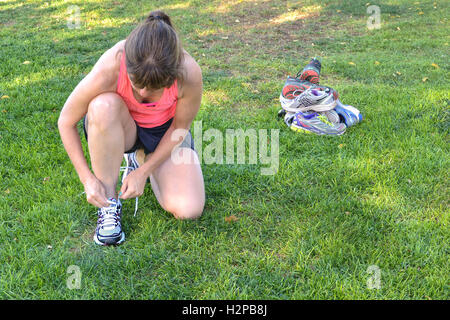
146, 10, 173, 27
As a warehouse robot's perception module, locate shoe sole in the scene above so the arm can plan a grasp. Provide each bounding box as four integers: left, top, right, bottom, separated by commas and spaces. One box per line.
281, 78, 339, 100
94, 231, 126, 246
290, 124, 315, 134
281, 78, 316, 99
299, 70, 320, 84
290, 122, 346, 136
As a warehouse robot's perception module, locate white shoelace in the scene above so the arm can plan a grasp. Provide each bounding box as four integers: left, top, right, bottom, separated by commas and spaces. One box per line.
79, 190, 138, 217
98, 199, 121, 230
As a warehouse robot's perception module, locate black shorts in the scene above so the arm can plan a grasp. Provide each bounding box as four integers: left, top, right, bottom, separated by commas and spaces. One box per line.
82, 116, 195, 154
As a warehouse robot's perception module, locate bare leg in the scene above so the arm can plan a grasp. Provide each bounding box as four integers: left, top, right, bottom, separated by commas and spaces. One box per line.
148, 147, 205, 220
86, 93, 137, 199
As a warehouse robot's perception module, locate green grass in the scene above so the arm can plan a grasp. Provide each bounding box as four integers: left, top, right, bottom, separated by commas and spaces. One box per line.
0, 0, 448, 299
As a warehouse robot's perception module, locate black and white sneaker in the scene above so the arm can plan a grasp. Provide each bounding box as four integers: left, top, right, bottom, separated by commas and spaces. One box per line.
94, 198, 125, 246
121, 151, 140, 184
120, 150, 144, 216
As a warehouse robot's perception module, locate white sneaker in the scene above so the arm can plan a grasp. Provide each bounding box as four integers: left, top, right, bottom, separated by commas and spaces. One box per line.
120, 149, 145, 216
280, 88, 337, 113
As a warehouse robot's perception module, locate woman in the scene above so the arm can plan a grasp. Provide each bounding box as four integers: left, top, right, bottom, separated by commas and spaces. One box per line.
58, 11, 205, 245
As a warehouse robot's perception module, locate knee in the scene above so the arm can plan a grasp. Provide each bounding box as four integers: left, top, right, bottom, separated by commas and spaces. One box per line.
164, 198, 204, 220
87, 93, 124, 131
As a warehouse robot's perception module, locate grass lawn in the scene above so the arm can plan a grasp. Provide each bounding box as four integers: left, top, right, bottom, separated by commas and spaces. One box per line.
0, 0, 448, 299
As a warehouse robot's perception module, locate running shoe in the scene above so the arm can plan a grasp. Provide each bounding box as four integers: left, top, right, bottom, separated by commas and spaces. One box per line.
282, 111, 295, 127
281, 77, 339, 104
120, 150, 144, 217
94, 198, 125, 245
280, 109, 340, 127
280, 88, 337, 113
281, 77, 316, 100
290, 111, 346, 135
297, 57, 321, 84
121, 151, 141, 184
334, 100, 363, 127
277, 108, 287, 119
322, 109, 340, 124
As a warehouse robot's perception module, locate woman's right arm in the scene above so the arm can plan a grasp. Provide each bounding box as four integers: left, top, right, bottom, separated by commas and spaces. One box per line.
57, 46, 120, 207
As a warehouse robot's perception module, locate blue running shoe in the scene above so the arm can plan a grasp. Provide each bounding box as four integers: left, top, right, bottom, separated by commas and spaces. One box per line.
334, 100, 363, 127
94, 198, 125, 246
290, 111, 346, 135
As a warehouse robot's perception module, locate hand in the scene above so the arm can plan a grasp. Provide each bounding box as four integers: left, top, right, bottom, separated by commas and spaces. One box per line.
119, 168, 147, 199
83, 176, 109, 208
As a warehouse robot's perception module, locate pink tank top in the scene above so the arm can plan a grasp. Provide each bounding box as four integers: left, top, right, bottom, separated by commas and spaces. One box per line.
116, 52, 178, 128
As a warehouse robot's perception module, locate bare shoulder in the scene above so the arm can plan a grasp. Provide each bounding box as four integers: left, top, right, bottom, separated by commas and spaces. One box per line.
99, 39, 125, 67
179, 51, 202, 98
89, 40, 126, 91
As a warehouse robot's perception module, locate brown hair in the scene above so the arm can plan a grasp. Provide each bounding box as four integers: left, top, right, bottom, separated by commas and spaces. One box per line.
124, 11, 184, 89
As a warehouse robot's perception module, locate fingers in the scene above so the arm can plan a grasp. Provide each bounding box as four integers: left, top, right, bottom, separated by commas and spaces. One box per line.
119, 187, 132, 199
97, 194, 110, 208
84, 179, 109, 208
119, 180, 132, 199
119, 180, 127, 198
120, 186, 139, 199
88, 189, 109, 207
94, 188, 109, 207
119, 177, 142, 200
87, 193, 109, 208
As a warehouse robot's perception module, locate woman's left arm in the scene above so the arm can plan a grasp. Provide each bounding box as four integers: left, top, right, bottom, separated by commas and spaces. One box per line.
119, 58, 202, 199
